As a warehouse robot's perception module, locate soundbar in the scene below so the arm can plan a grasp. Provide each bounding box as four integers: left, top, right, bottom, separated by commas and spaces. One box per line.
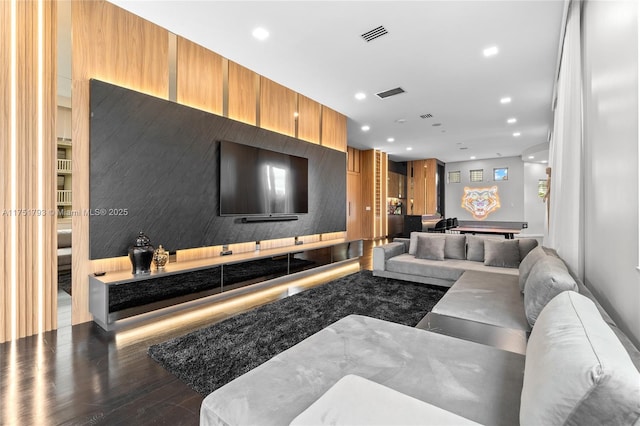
241, 215, 299, 223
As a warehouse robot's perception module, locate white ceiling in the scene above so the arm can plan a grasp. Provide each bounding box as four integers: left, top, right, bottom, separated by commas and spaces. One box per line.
108, 0, 566, 163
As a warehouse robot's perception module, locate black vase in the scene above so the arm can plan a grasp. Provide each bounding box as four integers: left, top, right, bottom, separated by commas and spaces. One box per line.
128, 231, 155, 275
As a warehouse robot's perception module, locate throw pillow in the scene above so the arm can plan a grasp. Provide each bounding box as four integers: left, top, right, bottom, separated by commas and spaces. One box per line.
483, 239, 521, 268
415, 234, 446, 261
466, 235, 487, 262
523, 256, 577, 326
520, 291, 640, 425
444, 235, 466, 260
517, 238, 539, 261
408, 232, 422, 256
518, 246, 548, 292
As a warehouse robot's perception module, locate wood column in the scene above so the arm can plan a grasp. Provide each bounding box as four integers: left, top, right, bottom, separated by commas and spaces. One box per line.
0, 0, 58, 343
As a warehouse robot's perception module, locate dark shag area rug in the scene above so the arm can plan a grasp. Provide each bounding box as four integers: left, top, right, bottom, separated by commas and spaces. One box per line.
148, 270, 447, 396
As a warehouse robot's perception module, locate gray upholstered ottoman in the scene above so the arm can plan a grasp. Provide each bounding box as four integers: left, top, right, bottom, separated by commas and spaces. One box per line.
200, 315, 525, 426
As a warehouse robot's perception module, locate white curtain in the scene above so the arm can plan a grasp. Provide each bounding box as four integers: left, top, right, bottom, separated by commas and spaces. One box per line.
544, 0, 584, 279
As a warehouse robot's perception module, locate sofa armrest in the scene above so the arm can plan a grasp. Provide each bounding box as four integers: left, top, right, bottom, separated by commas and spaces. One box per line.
393, 237, 411, 253
373, 242, 406, 272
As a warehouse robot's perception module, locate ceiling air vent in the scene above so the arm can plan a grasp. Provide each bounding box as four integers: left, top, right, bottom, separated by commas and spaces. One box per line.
420, 113, 433, 119
361, 25, 388, 42
376, 87, 405, 99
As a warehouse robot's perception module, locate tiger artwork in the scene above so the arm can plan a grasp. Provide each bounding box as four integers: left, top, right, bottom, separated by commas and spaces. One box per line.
461, 186, 501, 220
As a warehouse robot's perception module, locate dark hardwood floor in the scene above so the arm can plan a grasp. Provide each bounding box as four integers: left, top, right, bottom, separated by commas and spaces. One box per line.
0, 241, 379, 425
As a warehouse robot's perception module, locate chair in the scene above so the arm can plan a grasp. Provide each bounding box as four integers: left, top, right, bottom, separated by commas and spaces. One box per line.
428, 219, 447, 233
446, 218, 454, 230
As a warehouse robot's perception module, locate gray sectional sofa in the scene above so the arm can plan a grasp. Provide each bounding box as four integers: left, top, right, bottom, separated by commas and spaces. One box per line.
200, 233, 640, 425
372, 233, 537, 287
58, 228, 72, 272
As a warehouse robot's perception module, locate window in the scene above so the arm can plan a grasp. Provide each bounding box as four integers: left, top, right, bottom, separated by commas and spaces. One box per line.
494, 167, 508, 181
470, 169, 483, 182
448, 171, 461, 183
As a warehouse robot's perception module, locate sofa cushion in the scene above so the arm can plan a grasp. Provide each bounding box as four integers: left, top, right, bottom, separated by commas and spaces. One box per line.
408, 232, 420, 255
444, 234, 466, 260
415, 234, 446, 261
58, 229, 72, 249
520, 291, 640, 425
517, 238, 538, 261
466, 236, 485, 262
386, 254, 466, 282
432, 271, 530, 331
483, 239, 520, 268
290, 374, 481, 426
466, 235, 503, 262
523, 256, 577, 326
518, 246, 547, 292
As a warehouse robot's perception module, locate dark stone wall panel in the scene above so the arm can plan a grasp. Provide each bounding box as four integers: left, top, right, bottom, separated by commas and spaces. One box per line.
89, 80, 346, 259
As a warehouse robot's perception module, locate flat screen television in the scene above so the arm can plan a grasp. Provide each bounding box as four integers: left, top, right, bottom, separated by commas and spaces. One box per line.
219, 140, 308, 216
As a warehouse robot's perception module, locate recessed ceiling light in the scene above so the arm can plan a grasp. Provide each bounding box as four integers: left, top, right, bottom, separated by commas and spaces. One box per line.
470, 156, 476, 160
395, 118, 407, 124
483, 46, 499, 57
252, 27, 270, 41
406, 147, 413, 151
507, 118, 517, 124
541, 160, 548, 164
387, 138, 395, 143
513, 132, 521, 137
500, 97, 512, 104
361, 125, 370, 132
354, 92, 366, 100
528, 155, 535, 159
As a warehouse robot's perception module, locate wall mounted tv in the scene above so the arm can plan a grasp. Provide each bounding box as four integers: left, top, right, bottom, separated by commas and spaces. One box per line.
89, 79, 346, 260
219, 140, 308, 216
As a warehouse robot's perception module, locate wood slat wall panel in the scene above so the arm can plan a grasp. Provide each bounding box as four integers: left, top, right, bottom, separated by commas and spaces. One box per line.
72, 0, 170, 325
43, 0, 58, 335
360, 150, 375, 239
347, 147, 361, 173
379, 152, 389, 238
347, 171, 362, 240
0, 0, 57, 343
407, 159, 437, 215
259, 77, 296, 137
297, 95, 321, 144
320, 106, 347, 152
424, 159, 437, 214
228, 61, 257, 125
176, 36, 223, 115
0, 0, 8, 342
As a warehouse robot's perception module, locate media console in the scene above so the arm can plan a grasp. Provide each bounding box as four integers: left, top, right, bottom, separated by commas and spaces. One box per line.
89, 239, 363, 331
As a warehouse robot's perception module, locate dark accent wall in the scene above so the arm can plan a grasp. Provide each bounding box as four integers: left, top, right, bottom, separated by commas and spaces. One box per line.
89, 80, 346, 259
